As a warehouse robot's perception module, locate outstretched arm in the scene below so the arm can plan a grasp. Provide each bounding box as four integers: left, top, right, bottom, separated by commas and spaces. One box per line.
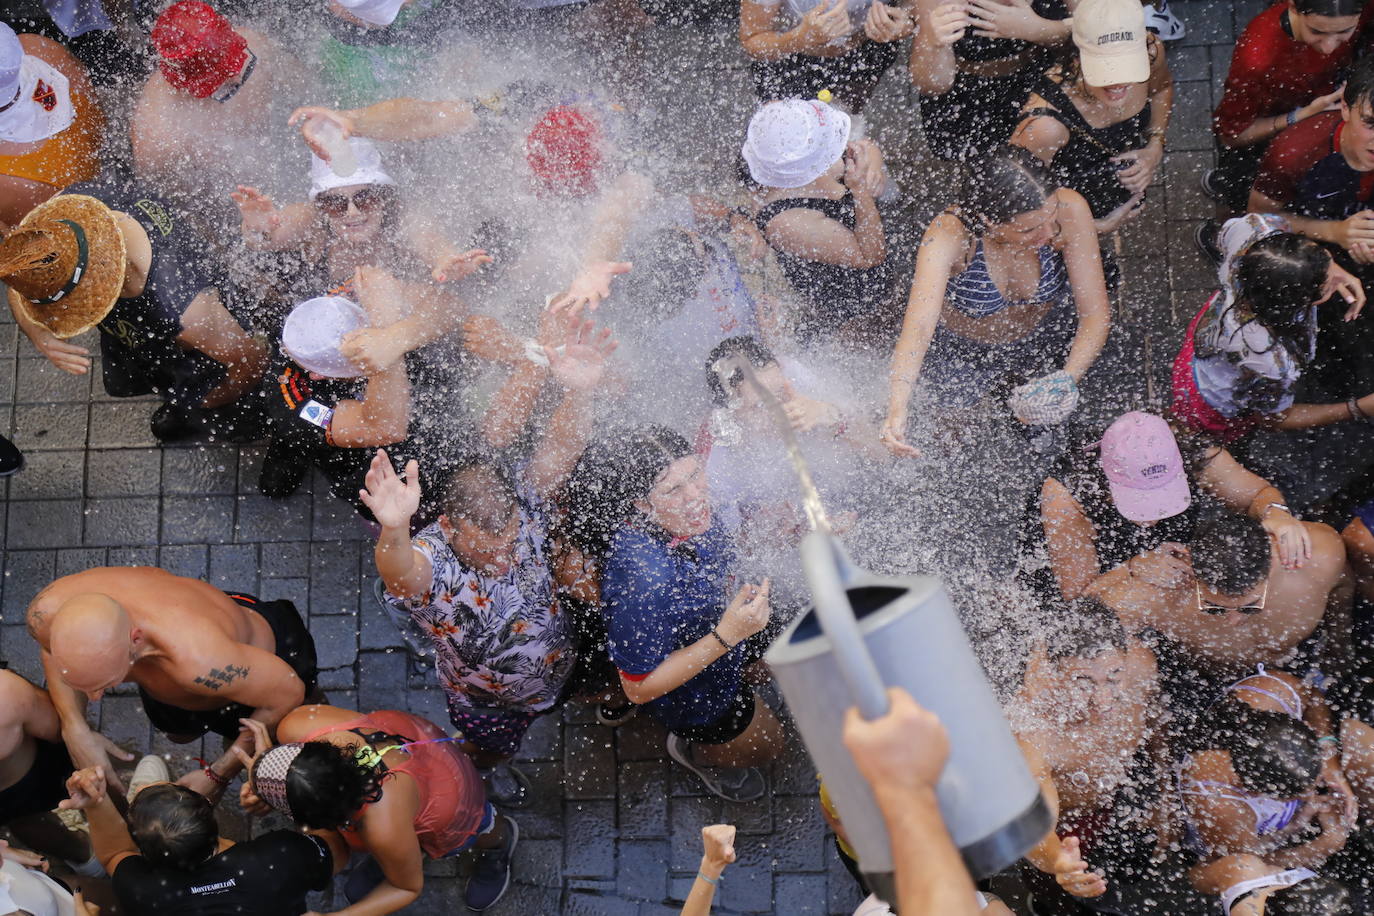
177, 288, 269, 409
1055, 190, 1111, 381
526, 314, 618, 499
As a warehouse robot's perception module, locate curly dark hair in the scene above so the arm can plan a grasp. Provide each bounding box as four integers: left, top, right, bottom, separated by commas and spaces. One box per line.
286, 740, 389, 830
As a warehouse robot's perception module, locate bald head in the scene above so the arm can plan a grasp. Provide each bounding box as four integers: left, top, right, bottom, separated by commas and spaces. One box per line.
50, 594, 133, 695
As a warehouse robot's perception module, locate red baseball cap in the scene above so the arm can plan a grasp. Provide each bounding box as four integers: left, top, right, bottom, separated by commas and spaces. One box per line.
524, 105, 603, 198
152, 1, 248, 99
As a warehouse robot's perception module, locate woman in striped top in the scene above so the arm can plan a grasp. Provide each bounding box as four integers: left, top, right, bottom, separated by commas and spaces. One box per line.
881, 147, 1110, 456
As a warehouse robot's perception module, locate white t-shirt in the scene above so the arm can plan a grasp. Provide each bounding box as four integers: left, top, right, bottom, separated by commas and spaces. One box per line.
0, 860, 75, 916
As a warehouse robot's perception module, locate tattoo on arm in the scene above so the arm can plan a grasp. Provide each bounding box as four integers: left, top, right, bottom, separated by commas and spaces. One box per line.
193, 664, 251, 691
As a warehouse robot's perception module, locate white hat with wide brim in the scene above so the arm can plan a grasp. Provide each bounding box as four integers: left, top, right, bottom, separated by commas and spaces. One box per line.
742, 99, 851, 189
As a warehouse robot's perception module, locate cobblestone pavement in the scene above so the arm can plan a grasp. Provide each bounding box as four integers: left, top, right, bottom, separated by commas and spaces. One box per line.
1, 1, 1362, 912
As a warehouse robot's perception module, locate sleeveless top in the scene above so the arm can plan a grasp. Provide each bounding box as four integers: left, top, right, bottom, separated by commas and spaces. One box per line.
953, 0, 1068, 62
945, 233, 1069, 319
755, 191, 893, 341
1024, 75, 1151, 217
303, 710, 487, 859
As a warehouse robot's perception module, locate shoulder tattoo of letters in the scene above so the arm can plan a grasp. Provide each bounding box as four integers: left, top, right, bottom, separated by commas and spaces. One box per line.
194, 663, 251, 691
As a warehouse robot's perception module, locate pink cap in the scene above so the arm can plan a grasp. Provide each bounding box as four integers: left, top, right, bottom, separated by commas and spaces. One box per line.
1099, 411, 1192, 523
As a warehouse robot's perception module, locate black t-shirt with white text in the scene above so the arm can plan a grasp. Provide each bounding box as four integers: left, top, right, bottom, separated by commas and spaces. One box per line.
112, 830, 332, 915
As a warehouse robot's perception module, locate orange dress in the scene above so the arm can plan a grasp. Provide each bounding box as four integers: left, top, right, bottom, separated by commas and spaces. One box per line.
304, 710, 488, 859
0, 48, 103, 189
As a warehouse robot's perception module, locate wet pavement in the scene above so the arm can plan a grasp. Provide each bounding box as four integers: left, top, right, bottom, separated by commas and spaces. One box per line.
3, 0, 1369, 912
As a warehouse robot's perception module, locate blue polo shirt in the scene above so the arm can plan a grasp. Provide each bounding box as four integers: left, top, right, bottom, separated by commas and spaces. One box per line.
601, 520, 741, 730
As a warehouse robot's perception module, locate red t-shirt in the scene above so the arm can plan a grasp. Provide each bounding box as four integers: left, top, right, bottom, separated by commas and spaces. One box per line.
1254, 111, 1374, 213
1212, 1, 1371, 142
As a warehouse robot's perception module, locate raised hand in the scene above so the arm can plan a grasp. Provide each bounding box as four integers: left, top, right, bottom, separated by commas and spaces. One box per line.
865, 1, 915, 42
288, 106, 356, 162
430, 247, 493, 284
718, 579, 773, 645
879, 413, 921, 458
924, 1, 971, 46
230, 185, 280, 237
552, 260, 633, 313
1322, 259, 1366, 320
546, 313, 618, 392
63, 731, 135, 795
797, 0, 853, 50
60, 765, 109, 811
842, 686, 950, 792
701, 824, 738, 869
784, 394, 841, 432
968, 0, 1043, 40
19, 320, 91, 375
340, 327, 407, 375
358, 449, 422, 530
842, 139, 887, 197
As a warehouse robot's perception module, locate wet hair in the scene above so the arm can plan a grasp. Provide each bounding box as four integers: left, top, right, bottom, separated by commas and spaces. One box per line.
705, 335, 778, 406
285, 740, 387, 831
128, 783, 219, 871
561, 425, 693, 558
1292, 0, 1363, 17
441, 456, 518, 534
958, 146, 1054, 233
616, 228, 706, 324
1204, 700, 1321, 799
1343, 54, 1374, 111
1044, 597, 1129, 663
1189, 513, 1272, 595
1233, 233, 1329, 367
1266, 876, 1355, 916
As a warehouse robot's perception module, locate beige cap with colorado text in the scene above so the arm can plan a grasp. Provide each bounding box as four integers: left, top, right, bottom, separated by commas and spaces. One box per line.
1072, 0, 1150, 87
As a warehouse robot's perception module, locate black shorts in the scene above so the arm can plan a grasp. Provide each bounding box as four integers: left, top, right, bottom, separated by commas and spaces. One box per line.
670, 687, 757, 746
139, 593, 318, 740
0, 738, 75, 824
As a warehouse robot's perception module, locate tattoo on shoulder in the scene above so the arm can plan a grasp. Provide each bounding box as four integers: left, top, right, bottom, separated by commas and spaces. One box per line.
193, 663, 251, 692
26, 603, 51, 641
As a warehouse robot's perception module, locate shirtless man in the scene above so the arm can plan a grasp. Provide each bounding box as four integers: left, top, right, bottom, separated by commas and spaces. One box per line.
1090, 513, 1352, 678
26, 567, 318, 800
0, 668, 90, 863
1013, 598, 1167, 913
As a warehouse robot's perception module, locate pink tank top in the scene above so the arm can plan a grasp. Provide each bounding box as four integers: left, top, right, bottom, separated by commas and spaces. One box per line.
305, 710, 486, 859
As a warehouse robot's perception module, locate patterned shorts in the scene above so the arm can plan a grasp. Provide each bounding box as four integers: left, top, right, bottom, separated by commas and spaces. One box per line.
448, 701, 541, 758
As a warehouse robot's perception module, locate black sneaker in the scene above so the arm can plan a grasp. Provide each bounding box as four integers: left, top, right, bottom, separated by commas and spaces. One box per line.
464, 816, 518, 912
1199, 168, 1226, 204
595, 701, 639, 728
0, 434, 23, 477
257, 436, 309, 498
150, 403, 200, 442
1195, 220, 1223, 265
665, 733, 767, 802
479, 763, 532, 809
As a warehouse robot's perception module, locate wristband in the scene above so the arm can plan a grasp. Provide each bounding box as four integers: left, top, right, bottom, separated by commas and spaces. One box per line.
1319, 736, 1340, 744
1348, 397, 1365, 420
195, 757, 231, 789
1264, 502, 1292, 518
710, 628, 734, 651
697, 872, 720, 886
1287, 107, 1301, 127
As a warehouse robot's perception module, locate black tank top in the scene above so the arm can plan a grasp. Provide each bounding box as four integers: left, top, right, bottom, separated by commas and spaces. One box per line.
755, 191, 893, 342
1025, 75, 1151, 217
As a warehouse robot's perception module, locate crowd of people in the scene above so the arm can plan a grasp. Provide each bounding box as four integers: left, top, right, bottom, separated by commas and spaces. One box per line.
1, 0, 1374, 913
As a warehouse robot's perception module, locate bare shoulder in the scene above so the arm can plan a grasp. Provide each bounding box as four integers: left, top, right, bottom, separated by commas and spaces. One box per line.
1303, 520, 1347, 578
1052, 188, 1094, 225
278, 704, 356, 742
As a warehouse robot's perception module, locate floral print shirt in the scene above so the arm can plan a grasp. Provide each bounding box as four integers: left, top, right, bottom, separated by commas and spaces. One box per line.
388, 483, 576, 713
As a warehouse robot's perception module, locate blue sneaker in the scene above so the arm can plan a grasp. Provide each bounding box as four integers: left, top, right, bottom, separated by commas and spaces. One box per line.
465, 816, 518, 911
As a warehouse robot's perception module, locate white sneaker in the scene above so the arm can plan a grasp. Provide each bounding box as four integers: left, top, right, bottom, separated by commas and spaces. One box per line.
1143, 2, 1186, 39
128, 754, 171, 800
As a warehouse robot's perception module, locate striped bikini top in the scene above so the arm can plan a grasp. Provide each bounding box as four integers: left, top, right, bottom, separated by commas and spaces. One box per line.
945, 235, 1070, 319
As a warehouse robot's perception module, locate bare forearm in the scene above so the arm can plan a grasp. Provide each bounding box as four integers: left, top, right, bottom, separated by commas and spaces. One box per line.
879, 787, 981, 916
85, 796, 138, 872
741, 24, 817, 60
527, 388, 594, 497
910, 36, 957, 93
851, 193, 886, 266
347, 98, 476, 141
1062, 307, 1109, 380
482, 362, 547, 450
358, 367, 411, 442
680, 857, 726, 916
375, 525, 418, 590
625, 634, 730, 704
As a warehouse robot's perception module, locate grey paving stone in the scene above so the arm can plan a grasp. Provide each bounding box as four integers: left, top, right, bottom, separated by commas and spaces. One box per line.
617, 839, 669, 901
100, 694, 152, 751
563, 800, 617, 878
615, 710, 669, 761
158, 544, 209, 579
55, 548, 107, 577
1165, 43, 1211, 83
618, 760, 669, 839
317, 666, 358, 691
516, 761, 566, 839
161, 495, 235, 544
0, 359, 16, 404
309, 541, 362, 614
565, 723, 617, 799
723, 787, 774, 836
775, 872, 830, 915
404, 685, 449, 725
669, 797, 722, 872
234, 493, 312, 542
1167, 80, 1217, 153
357, 649, 407, 712
208, 543, 260, 592
86, 448, 162, 497
514, 838, 564, 888
7, 448, 83, 500
161, 445, 239, 495
257, 576, 308, 604
1164, 149, 1214, 222
1166, 221, 1218, 291
482, 883, 561, 915
13, 404, 88, 451
107, 546, 158, 567
261, 540, 310, 579
360, 596, 406, 651
7, 500, 82, 549
515, 709, 563, 761
1, 624, 43, 681
311, 613, 360, 671
826, 840, 866, 915
1175, 0, 1234, 45
565, 891, 640, 915
1, 549, 55, 619
312, 485, 368, 541
714, 841, 775, 913
88, 401, 157, 448
15, 358, 92, 403
768, 797, 828, 871
82, 497, 161, 547
0, 326, 16, 359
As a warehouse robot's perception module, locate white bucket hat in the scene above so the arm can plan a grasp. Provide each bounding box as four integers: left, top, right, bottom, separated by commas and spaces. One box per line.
742, 99, 851, 189
308, 136, 396, 200
0, 22, 76, 144
282, 295, 367, 377
332, 0, 407, 26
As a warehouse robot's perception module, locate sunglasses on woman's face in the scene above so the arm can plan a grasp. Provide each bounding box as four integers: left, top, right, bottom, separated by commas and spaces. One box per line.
1195, 577, 1269, 616
315, 186, 392, 217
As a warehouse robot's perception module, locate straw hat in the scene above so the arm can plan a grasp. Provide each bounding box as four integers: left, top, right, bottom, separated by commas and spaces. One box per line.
2, 194, 127, 339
